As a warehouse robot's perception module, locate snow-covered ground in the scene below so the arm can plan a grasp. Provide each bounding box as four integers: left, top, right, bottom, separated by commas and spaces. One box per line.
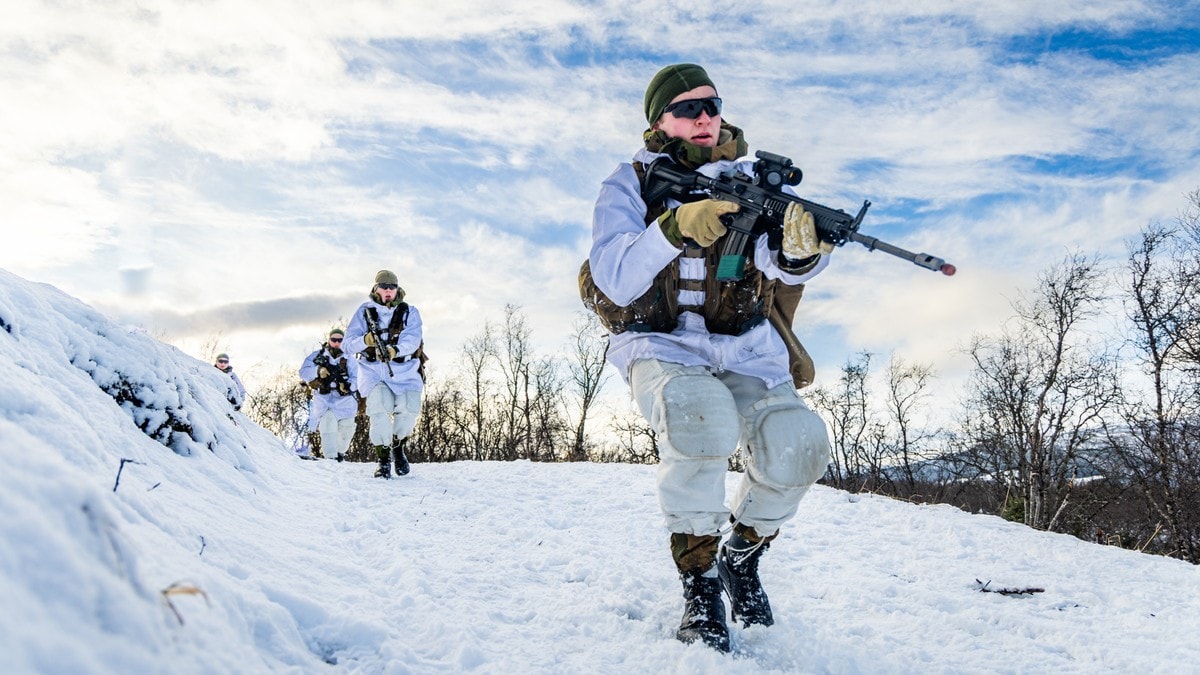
2, 266, 1198, 674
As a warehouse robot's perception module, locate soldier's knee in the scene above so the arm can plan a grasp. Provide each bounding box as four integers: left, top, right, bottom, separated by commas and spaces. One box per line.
365, 384, 394, 416
749, 398, 830, 488
658, 373, 740, 458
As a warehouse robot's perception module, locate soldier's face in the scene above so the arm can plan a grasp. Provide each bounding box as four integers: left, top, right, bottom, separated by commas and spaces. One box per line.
377, 286, 398, 303
652, 85, 721, 148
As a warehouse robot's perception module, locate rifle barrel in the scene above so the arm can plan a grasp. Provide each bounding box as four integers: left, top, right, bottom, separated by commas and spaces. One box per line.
847, 232, 955, 275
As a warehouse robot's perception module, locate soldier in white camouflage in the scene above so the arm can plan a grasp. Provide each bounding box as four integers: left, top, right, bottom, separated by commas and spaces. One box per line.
214, 352, 246, 411
343, 270, 425, 479
299, 328, 359, 461
584, 64, 833, 652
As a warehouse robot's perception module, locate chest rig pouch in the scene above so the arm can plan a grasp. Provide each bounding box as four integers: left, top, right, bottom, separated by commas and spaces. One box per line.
364, 304, 428, 382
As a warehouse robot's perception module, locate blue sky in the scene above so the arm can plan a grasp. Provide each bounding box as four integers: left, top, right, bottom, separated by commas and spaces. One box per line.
2, 0, 1199, 418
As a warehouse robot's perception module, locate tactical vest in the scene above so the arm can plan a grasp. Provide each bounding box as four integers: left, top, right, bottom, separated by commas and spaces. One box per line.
578, 161, 815, 387
314, 351, 353, 396
364, 304, 428, 382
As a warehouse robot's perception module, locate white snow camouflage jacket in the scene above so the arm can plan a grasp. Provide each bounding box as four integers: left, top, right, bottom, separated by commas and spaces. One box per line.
343, 299, 424, 396
589, 148, 829, 389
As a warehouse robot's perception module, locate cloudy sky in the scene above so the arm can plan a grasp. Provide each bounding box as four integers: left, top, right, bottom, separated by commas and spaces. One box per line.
3, 0, 1199, 415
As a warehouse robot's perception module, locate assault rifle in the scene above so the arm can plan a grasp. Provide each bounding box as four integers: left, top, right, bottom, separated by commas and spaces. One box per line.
363, 308, 394, 377
643, 151, 956, 281
313, 352, 352, 395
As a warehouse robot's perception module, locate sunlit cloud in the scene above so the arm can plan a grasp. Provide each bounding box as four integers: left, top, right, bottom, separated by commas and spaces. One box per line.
2, 0, 1197, 417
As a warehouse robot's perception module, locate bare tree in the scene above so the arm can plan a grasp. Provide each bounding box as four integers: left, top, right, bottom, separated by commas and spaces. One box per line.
460, 321, 497, 461
810, 352, 881, 490
496, 304, 533, 459
883, 354, 940, 495
486, 304, 573, 461
244, 367, 311, 452
566, 312, 611, 462
410, 380, 465, 463
1176, 188, 1200, 365
1111, 214, 1200, 561
959, 253, 1120, 531
602, 407, 659, 464
528, 355, 569, 461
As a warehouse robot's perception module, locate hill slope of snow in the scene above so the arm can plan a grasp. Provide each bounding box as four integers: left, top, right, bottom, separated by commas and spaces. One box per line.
2, 267, 1198, 674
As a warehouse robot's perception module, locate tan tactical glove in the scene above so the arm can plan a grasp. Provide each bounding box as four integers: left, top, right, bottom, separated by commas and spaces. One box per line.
669, 199, 739, 247
317, 366, 330, 379
781, 202, 834, 260
363, 332, 377, 347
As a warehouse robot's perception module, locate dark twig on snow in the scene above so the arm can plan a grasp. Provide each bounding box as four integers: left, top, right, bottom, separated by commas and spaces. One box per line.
198, 536, 206, 556
976, 579, 1045, 596
112, 458, 143, 492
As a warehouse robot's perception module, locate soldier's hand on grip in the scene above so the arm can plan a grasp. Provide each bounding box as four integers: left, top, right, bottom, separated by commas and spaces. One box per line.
674, 199, 738, 247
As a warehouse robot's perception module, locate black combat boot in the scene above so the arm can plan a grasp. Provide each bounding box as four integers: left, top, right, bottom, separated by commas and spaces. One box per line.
372, 445, 391, 479
717, 529, 774, 628
392, 436, 410, 476
677, 568, 730, 652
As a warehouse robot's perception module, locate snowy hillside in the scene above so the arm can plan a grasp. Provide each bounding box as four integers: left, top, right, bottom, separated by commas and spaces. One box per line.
1, 266, 1198, 675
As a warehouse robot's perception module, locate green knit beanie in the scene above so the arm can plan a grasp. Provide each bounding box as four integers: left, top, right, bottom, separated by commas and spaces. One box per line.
329, 328, 345, 339
644, 63, 717, 123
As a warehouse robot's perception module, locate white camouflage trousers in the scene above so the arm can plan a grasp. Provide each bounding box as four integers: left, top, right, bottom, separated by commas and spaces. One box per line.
630, 359, 831, 538
317, 412, 356, 458
365, 383, 423, 446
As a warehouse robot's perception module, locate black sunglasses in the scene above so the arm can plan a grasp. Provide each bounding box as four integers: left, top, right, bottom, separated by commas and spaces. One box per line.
377, 283, 398, 290
663, 97, 722, 119
328, 337, 343, 342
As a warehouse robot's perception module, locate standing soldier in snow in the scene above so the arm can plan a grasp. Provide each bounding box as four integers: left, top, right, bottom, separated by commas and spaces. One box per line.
299, 328, 359, 461
582, 64, 832, 652
214, 352, 247, 411
343, 270, 424, 479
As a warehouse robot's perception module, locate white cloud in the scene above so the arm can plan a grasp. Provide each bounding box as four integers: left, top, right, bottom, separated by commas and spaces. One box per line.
2, 0, 1197, 410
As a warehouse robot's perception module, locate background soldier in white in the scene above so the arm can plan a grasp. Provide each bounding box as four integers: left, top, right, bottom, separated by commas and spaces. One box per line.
299, 328, 359, 461
343, 270, 424, 479
214, 352, 246, 411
